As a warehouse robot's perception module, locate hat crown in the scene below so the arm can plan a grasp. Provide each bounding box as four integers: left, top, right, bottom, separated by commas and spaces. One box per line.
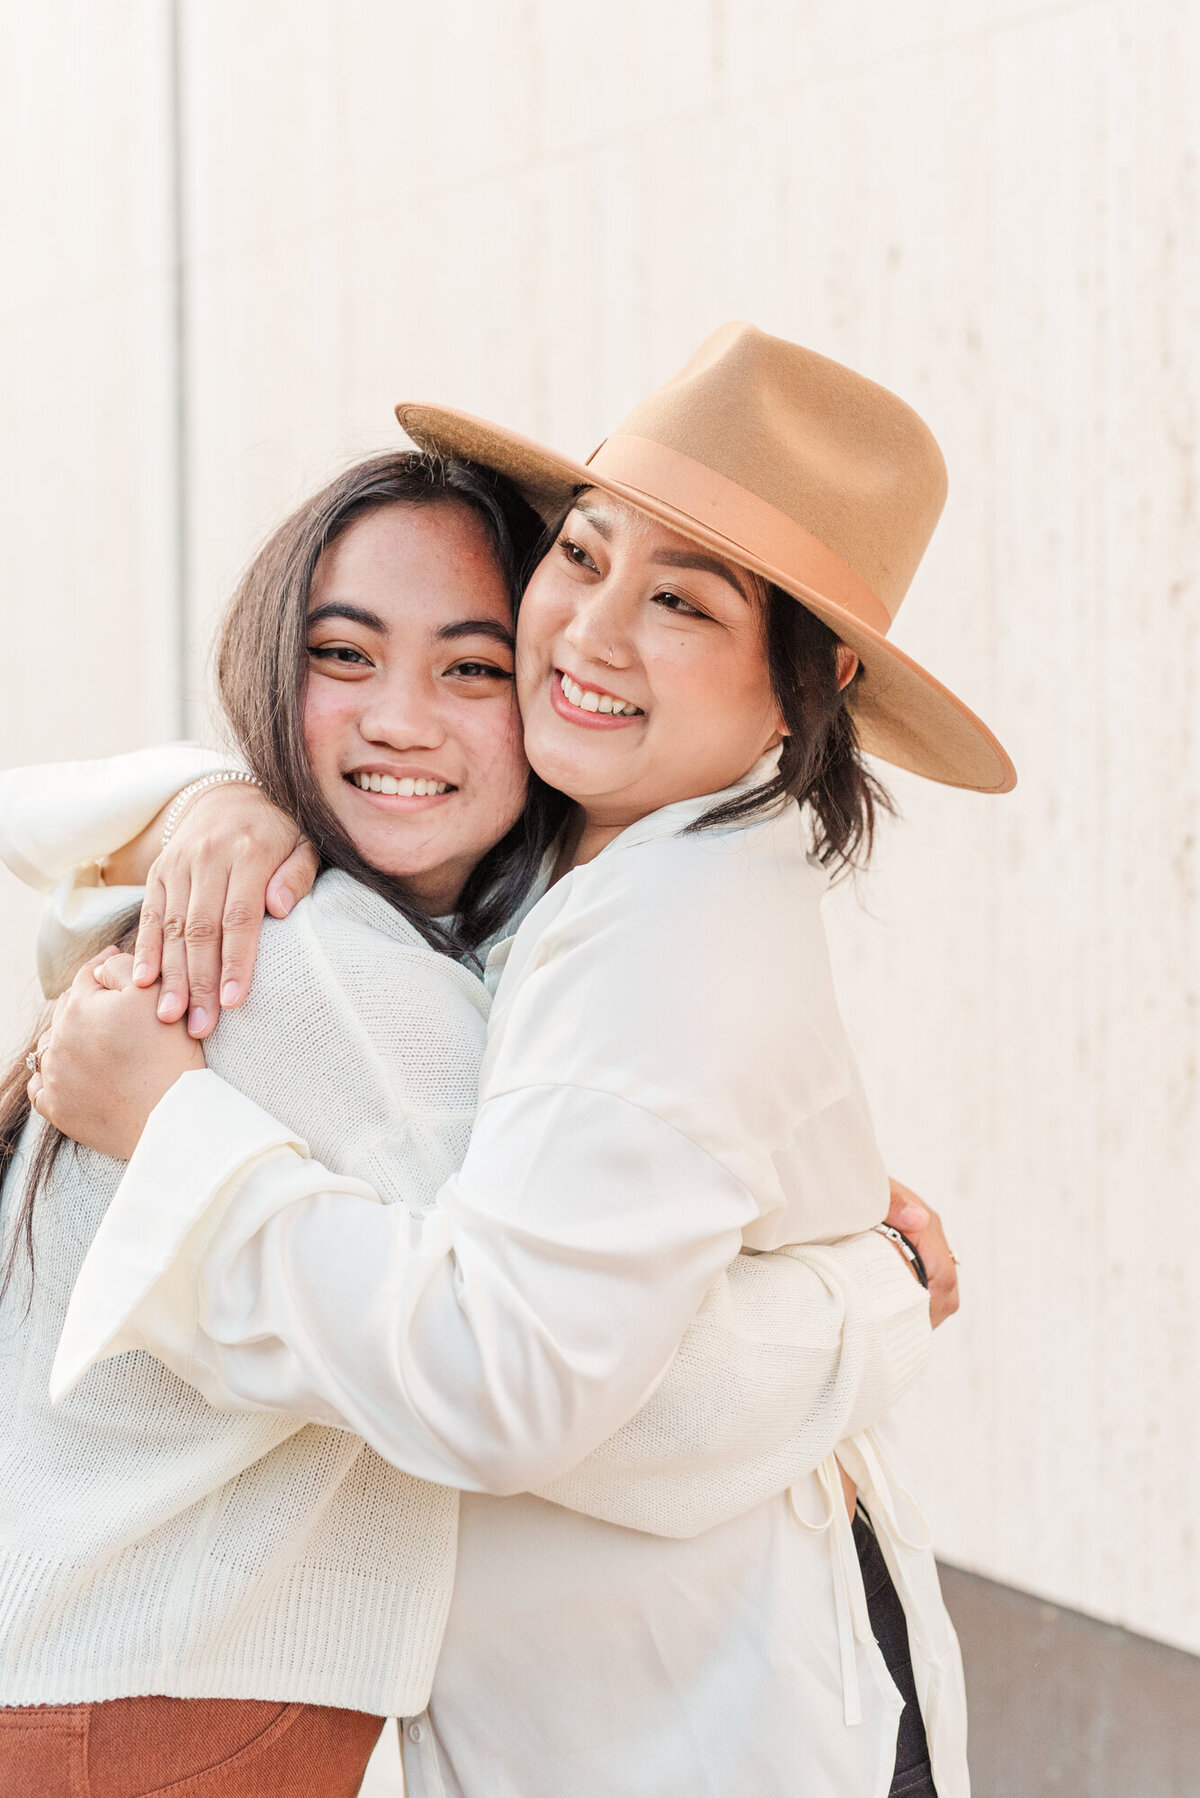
609, 322, 948, 622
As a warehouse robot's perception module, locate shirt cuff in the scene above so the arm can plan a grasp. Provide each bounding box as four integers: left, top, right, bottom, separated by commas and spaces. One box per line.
789, 1228, 933, 1400
50, 1070, 309, 1401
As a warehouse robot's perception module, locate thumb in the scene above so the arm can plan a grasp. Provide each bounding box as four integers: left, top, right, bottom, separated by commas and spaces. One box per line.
92, 952, 138, 992
266, 839, 319, 919
887, 1180, 930, 1234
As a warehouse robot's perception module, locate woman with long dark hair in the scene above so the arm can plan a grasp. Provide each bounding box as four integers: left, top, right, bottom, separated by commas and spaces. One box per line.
13, 326, 997, 1796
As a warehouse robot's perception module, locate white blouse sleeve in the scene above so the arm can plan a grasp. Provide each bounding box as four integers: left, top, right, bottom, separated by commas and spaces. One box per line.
53, 1073, 759, 1495
0, 743, 230, 890
0, 743, 234, 995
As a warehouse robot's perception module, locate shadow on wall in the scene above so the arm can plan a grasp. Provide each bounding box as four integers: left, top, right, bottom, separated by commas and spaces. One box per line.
940, 1566, 1200, 1797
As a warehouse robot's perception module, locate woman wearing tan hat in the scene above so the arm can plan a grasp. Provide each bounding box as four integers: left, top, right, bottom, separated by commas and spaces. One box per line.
25, 324, 1010, 1796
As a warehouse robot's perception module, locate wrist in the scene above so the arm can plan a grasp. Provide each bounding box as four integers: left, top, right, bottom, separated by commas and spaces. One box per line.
160, 771, 264, 849
873, 1222, 929, 1289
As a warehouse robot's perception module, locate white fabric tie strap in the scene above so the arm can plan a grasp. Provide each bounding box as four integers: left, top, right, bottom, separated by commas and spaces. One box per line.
840, 1426, 942, 1671
788, 1454, 874, 1726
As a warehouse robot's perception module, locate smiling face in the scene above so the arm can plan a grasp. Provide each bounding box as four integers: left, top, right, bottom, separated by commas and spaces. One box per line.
515, 492, 783, 856
302, 500, 530, 913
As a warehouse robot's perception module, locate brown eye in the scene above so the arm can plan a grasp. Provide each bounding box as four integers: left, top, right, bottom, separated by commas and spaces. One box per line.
308, 643, 372, 667
652, 589, 707, 619
559, 537, 597, 571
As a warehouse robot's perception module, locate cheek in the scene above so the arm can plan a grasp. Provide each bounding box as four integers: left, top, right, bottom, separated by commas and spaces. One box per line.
462, 696, 530, 805
301, 680, 360, 769
651, 638, 775, 741
515, 565, 570, 670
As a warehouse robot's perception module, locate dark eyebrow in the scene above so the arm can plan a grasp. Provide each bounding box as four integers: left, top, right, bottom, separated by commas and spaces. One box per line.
570, 498, 752, 602
435, 618, 515, 649
571, 498, 614, 540
306, 602, 387, 633
650, 547, 754, 602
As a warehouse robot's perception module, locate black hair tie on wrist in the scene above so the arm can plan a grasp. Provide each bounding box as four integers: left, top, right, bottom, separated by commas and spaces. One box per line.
873, 1222, 929, 1290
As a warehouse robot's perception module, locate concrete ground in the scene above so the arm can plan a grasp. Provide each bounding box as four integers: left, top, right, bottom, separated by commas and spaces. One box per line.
941, 1564, 1200, 1797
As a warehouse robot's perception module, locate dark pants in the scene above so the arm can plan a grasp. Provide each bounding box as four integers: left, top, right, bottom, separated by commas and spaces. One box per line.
854, 1507, 938, 1798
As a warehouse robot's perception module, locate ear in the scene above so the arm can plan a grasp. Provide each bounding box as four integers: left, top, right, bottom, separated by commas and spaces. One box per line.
835, 644, 860, 691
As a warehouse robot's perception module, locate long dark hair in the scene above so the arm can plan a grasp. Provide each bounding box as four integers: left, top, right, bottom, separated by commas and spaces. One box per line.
0, 904, 141, 1310
0, 451, 569, 1307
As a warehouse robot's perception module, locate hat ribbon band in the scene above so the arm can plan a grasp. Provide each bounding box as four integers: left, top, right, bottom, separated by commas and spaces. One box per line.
586, 434, 892, 637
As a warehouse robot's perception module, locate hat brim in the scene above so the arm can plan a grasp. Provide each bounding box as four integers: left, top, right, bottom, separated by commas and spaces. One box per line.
397, 402, 1016, 795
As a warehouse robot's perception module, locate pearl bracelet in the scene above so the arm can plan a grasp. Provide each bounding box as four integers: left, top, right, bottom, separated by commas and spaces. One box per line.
160, 770, 264, 849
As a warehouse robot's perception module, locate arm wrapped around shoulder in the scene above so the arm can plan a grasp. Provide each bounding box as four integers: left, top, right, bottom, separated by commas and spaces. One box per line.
532, 1228, 931, 1537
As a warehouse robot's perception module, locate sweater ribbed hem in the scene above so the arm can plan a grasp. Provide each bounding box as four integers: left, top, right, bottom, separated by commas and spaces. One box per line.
818, 1227, 933, 1405
0, 1549, 450, 1717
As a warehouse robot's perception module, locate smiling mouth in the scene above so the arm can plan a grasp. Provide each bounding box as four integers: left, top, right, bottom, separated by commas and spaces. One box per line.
556, 669, 643, 716
346, 772, 454, 797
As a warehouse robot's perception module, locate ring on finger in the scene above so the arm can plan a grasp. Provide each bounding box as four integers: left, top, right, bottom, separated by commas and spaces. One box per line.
25, 1041, 49, 1075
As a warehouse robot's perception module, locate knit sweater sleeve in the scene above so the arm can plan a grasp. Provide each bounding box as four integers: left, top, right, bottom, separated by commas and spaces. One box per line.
532, 1232, 931, 1537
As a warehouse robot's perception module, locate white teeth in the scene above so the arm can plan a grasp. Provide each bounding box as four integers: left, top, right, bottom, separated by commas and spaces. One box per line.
560, 672, 639, 716
352, 773, 450, 795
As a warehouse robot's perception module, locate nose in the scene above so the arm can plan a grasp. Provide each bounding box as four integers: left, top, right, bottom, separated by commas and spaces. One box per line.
561, 575, 632, 672
357, 669, 447, 751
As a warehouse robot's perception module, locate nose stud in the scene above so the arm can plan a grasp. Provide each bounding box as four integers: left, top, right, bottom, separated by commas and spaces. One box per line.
606, 645, 615, 666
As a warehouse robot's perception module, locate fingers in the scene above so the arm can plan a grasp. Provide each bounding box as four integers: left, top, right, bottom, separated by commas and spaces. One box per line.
266, 839, 318, 920
927, 1255, 960, 1330
178, 859, 230, 1040
886, 1177, 930, 1236
132, 871, 167, 990
92, 953, 138, 993
216, 868, 272, 1009
27, 1024, 53, 1115
154, 865, 192, 1026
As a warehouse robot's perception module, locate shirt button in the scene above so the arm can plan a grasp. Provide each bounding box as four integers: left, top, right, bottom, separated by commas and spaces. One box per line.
408, 1722, 424, 1743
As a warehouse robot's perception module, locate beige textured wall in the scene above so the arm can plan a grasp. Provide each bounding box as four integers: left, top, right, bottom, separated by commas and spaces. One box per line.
2, 0, 1197, 1652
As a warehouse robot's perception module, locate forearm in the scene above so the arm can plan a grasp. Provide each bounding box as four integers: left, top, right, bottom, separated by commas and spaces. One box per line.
0, 743, 231, 890
52, 1074, 759, 1494
533, 1231, 930, 1536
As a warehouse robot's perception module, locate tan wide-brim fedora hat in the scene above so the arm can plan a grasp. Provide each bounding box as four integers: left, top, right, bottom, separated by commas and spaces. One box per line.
397, 321, 1015, 793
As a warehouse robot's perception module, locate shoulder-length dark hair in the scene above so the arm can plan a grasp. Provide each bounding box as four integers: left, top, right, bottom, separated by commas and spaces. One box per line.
0, 451, 569, 1307
693, 582, 892, 870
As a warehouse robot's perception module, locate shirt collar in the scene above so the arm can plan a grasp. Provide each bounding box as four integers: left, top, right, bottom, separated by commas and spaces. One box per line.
481, 747, 786, 993
592, 745, 785, 859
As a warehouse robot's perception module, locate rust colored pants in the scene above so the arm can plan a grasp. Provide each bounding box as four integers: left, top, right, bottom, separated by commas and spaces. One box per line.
0, 1696, 386, 1796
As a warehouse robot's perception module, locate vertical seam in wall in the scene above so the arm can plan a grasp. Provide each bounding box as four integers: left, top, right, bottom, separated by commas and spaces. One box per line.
166, 0, 190, 736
